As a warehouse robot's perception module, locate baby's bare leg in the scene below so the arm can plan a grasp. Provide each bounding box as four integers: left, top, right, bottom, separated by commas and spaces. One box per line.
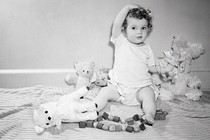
93, 84, 120, 111
137, 86, 156, 124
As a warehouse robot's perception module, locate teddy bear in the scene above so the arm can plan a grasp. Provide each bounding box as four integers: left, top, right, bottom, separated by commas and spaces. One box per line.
65, 61, 96, 89
154, 36, 205, 101
33, 86, 99, 134
84, 69, 109, 100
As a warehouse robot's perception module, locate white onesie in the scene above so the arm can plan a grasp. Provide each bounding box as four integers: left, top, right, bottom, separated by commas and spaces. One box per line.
109, 33, 156, 106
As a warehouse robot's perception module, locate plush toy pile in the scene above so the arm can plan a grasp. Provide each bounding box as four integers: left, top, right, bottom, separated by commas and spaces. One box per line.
65, 61, 110, 100
153, 36, 205, 101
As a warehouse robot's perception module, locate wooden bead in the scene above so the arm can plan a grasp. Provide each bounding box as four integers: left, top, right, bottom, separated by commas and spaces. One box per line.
86, 120, 94, 127
109, 124, 115, 132
121, 125, 127, 131
154, 110, 168, 120
97, 115, 103, 122
96, 122, 104, 129
113, 116, 121, 122
108, 115, 114, 121
125, 126, 134, 133
115, 125, 122, 132
156, 109, 162, 112
102, 125, 109, 131
79, 121, 86, 128
134, 126, 140, 133
102, 112, 109, 119
133, 114, 140, 121
120, 118, 126, 124
93, 122, 98, 128
126, 117, 134, 125
139, 123, 146, 131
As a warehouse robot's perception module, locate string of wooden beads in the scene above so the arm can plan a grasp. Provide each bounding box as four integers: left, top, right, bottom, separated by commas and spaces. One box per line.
79, 112, 147, 133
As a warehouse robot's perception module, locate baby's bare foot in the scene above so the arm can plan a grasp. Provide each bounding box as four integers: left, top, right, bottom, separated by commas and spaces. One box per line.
142, 113, 154, 125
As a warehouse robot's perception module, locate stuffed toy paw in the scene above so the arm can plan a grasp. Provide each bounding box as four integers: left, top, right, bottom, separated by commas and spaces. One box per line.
33, 86, 99, 134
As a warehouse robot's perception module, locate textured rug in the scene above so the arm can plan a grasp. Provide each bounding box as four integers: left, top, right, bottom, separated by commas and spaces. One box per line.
0, 85, 210, 140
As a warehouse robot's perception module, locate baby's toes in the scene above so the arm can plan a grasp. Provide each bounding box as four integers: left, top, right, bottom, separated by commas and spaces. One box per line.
142, 114, 154, 125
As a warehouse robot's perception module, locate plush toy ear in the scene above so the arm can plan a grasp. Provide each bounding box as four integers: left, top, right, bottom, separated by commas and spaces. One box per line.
90, 73, 97, 83
73, 61, 78, 69
34, 125, 45, 134
90, 61, 95, 68
32, 98, 41, 110
55, 114, 63, 130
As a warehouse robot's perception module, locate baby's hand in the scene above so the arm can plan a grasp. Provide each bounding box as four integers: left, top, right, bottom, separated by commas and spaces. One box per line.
127, 4, 139, 9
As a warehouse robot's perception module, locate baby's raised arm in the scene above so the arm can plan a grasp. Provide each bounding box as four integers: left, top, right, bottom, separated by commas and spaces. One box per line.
111, 5, 138, 40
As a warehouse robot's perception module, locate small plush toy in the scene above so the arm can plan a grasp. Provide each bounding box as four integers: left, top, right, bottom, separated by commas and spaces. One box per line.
155, 36, 205, 101
155, 52, 179, 82
65, 61, 95, 89
33, 86, 99, 134
85, 70, 109, 100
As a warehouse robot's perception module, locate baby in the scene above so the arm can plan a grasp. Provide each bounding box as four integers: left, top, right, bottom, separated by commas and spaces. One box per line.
92, 4, 158, 124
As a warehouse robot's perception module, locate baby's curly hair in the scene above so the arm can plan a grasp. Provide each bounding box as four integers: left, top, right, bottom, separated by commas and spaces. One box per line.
122, 6, 153, 33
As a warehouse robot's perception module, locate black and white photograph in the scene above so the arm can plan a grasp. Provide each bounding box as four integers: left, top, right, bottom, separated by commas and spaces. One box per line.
0, 0, 210, 139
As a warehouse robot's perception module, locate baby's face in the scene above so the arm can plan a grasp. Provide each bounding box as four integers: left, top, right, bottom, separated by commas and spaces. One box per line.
125, 17, 149, 45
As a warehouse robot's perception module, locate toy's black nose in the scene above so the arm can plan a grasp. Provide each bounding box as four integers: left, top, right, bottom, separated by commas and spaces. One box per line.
48, 117, 51, 120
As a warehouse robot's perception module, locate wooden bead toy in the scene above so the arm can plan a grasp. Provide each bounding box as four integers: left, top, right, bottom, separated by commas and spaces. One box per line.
97, 115, 103, 121
115, 125, 122, 132
121, 124, 127, 131
125, 117, 134, 125
154, 109, 168, 120
86, 120, 94, 127
96, 122, 104, 129
108, 115, 114, 121
102, 112, 109, 119
113, 116, 120, 122
134, 126, 140, 133
102, 125, 109, 131
78, 111, 168, 133
139, 123, 146, 131
108, 124, 116, 132
120, 118, 126, 124
132, 114, 140, 121
125, 126, 134, 133
79, 121, 86, 128
93, 121, 98, 128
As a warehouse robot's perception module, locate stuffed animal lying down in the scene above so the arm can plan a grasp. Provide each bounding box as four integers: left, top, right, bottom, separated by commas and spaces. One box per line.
33, 86, 99, 134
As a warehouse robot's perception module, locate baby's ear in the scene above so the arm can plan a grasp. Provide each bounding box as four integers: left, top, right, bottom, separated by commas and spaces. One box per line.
32, 98, 41, 110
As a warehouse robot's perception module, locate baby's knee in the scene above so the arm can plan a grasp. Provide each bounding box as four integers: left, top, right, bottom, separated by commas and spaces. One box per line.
137, 86, 155, 101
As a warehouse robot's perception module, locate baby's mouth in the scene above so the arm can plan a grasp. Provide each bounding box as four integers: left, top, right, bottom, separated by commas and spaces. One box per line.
137, 36, 142, 39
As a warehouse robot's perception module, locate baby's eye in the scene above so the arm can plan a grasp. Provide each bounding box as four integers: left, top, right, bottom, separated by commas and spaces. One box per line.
131, 26, 137, 30
142, 26, 148, 30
